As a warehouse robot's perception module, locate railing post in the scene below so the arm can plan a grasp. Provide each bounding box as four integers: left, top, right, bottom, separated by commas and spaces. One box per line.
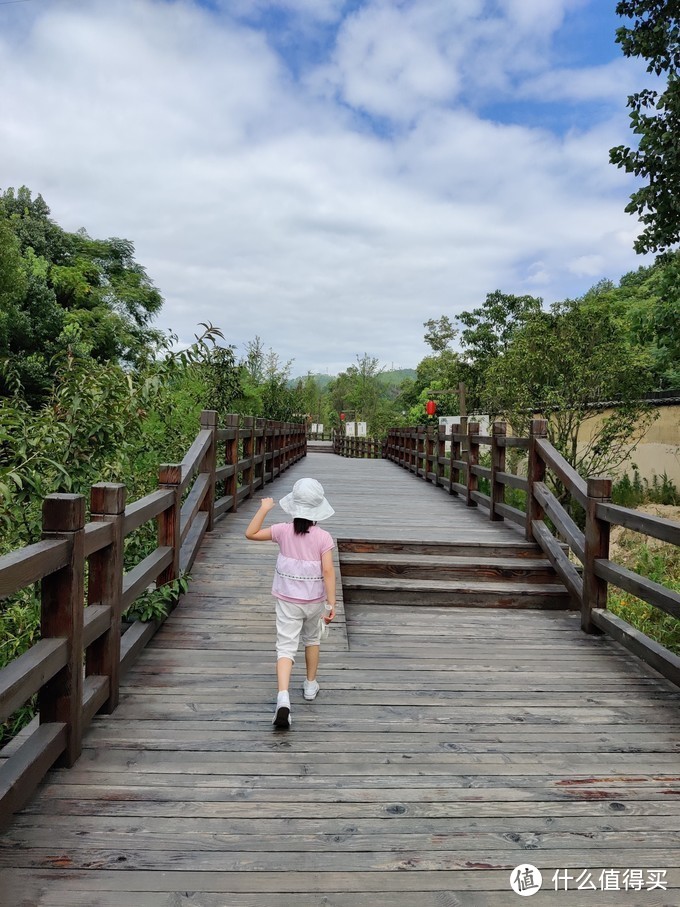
450, 427, 461, 496
39, 493, 86, 767
416, 426, 425, 478
526, 418, 548, 541
226, 413, 240, 509
158, 464, 181, 586
242, 416, 255, 498
490, 421, 506, 522
435, 424, 446, 488
466, 422, 480, 506
273, 421, 282, 477
255, 417, 266, 490
86, 483, 126, 714
426, 425, 435, 483
582, 476, 613, 634
200, 409, 218, 531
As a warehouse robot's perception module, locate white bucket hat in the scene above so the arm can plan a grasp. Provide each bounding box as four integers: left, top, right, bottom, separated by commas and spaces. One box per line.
279, 478, 334, 522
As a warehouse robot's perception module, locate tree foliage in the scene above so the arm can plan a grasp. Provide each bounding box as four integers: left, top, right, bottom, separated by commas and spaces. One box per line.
482, 294, 657, 479
0, 186, 164, 403
610, 1, 680, 254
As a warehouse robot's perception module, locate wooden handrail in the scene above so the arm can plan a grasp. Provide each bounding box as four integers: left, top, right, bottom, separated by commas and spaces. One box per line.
384, 418, 680, 688
0, 410, 306, 825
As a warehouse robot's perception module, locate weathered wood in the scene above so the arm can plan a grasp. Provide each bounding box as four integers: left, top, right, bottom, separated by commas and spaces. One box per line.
122, 489, 174, 537
179, 428, 213, 495
495, 471, 528, 491
0, 639, 67, 724
82, 605, 112, 649
526, 418, 548, 542
497, 436, 529, 450
215, 463, 236, 482
82, 675, 109, 726
494, 502, 526, 526
157, 465, 181, 588
180, 512, 209, 575
214, 494, 235, 519
532, 481, 586, 563
3, 450, 680, 906
466, 421, 480, 507
225, 414, 240, 513
597, 501, 680, 546
122, 547, 173, 610
595, 559, 680, 619
532, 520, 584, 606
591, 609, 680, 688
83, 520, 114, 558
0, 723, 66, 827
119, 620, 159, 677
489, 422, 506, 522
0, 538, 69, 600
199, 409, 218, 531
180, 472, 211, 544
39, 494, 85, 769
583, 476, 612, 634
535, 437, 588, 509
86, 483, 126, 714
254, 417, 266, 490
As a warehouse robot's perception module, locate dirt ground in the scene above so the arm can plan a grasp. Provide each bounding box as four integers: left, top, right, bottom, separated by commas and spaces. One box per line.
609, 503, 680, 563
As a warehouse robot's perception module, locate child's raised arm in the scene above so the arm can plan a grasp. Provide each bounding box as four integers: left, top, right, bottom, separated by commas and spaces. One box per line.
245, 498, 276, 541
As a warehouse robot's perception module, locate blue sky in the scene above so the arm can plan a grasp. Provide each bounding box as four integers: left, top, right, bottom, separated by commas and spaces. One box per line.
0, 0, 654, 375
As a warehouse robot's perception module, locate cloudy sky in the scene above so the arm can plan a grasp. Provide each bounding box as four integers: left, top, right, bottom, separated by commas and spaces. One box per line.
0, 0, 653, 375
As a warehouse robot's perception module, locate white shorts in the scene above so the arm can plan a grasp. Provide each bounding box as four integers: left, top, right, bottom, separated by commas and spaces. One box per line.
275, 598, 326, 662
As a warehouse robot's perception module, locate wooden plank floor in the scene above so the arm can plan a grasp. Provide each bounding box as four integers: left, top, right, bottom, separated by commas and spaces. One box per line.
2, 455, 680, 906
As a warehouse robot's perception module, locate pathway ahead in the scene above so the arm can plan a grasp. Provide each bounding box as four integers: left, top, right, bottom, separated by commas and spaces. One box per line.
2, 455, 680, 905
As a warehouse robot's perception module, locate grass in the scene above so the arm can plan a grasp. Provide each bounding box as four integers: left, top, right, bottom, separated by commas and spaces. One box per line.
607, 535, 680, 655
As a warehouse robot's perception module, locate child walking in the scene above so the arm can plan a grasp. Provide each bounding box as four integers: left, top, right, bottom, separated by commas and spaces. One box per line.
245, 477, 336, 729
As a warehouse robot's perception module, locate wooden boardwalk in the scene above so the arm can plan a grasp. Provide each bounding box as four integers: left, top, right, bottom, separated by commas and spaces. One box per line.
2, 455, 680, 906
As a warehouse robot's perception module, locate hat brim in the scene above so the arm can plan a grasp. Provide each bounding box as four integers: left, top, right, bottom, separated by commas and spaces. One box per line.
279, 492, 335, 522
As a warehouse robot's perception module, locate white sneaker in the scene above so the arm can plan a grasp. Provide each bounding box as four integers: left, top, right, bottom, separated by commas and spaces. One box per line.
303, 679, 319, 701
273, 691, 291, 728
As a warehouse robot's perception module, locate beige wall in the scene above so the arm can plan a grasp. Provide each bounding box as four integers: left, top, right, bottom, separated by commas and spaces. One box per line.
577, 405, 680, 483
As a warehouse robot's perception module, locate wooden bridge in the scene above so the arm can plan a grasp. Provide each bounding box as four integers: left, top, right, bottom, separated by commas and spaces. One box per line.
1, 415, 680, 906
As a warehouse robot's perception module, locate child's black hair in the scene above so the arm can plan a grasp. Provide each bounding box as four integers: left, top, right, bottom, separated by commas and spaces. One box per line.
293, 518, 313, 535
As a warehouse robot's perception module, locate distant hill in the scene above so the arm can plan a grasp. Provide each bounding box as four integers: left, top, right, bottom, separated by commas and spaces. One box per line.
292, 369, 416, 388
377, 369, 416, 386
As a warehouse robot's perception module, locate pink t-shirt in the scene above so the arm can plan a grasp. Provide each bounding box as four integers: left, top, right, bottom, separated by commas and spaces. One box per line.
270, 522, 335, 604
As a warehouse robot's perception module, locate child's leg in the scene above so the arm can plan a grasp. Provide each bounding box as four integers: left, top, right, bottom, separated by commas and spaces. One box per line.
300, 602, 325, 682
275, 599, 304, 692
277, 657, 294, 692
304, 645, 319, 682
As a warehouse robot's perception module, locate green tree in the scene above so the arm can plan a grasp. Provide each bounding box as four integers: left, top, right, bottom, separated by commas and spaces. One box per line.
457, 291, 543, 408
483, 294, 657, 482
609, 1, 680, 254
0, 187, 164, 403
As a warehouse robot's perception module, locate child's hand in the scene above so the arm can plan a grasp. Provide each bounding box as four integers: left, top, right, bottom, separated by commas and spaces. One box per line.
259, 497, 276, 512
324, 603, 336, 623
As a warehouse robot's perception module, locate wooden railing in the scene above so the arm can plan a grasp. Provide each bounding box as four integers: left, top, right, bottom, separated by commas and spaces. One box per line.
386, 420, 680, 686
333, 434, 384, 459
0, 411, 306, 825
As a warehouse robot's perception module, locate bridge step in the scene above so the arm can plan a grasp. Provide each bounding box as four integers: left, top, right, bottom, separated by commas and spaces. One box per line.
339, 539, 573, 609
340, 552, 562, 583
338, 538, 543, 558
341, 576, 573, 609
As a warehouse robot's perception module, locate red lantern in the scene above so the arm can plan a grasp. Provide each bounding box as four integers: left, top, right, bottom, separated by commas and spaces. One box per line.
340, 412, 346, 421
426, 400, 436, 416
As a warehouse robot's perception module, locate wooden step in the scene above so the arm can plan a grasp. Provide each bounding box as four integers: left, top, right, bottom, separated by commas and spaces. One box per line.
338, 537, 541, 558
342, 576, 573, 609
339, 552, 561, 583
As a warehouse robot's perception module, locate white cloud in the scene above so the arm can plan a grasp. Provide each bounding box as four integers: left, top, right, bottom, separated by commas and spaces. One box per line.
519, 58, 649, 103
0, 0, 650, 375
